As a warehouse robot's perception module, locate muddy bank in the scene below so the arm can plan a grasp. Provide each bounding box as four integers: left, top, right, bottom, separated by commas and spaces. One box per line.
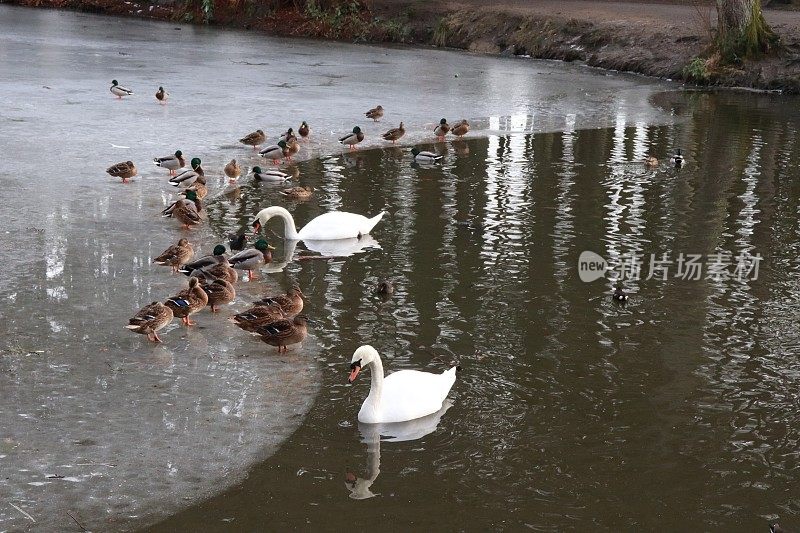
4, 0, 800, 92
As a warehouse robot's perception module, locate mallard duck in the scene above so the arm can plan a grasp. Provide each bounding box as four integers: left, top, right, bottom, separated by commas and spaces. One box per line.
770, 524, 791, 533
382, 122, 405, 144
231, 303, 286, 333
228, 238, 273, 280
126, 301, 174, 343
154, 150, 185, 176
182, 175, 208, 200
106, 161, 137, 183
169, 157, 204, 187
286, 138, 300, 161
162, 190, 202, 228
253, 285, 304, 316
165, 277, 208, 326
251, 166, 291, 182
279, 185, 314, 200
189, 262, 238, 284
224, 159, 241, 182
110, 80, 133, 98
375, 280, 394, 296
254, 315, 309, 353
153, 238, 194, 273
365, 105, 384, 122
451, 119, 470, 137
279, 128, 296, 143
178, 244, 227, 275
298, 121, 310, 140
339, 126, 364, 150
240, 129, 266, 150
434, 118, 450, 139
126, 302, 173, 342
155, 86, 168, 104
645, 156, 659, 168
671, 149, 684, 168
228, 233, 247, 251
411, 147, 442, 164
260, 141, 288, 165
201, 279, 236, 313
613, 286, 629, 302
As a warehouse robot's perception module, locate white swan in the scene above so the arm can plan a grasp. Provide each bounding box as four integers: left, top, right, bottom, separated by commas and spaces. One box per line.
347, 345, 458, 423
252, 206, 384, 241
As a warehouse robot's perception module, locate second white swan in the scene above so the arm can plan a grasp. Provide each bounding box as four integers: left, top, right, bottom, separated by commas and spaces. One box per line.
348, 345, 458, 424
251, 206, 385, 241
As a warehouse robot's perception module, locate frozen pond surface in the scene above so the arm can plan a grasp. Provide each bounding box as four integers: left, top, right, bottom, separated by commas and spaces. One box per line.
0, 5, 680, 531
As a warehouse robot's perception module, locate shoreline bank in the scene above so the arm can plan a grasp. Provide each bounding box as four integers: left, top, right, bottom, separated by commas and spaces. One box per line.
3, 0, 800, 93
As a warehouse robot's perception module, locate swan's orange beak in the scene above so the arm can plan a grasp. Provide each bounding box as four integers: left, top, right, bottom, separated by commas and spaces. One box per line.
348, 365, 361, 383
251, 220, 261, 235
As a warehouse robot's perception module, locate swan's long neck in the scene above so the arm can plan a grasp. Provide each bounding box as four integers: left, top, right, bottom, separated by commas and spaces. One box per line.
268, 207, 300, 240
365, 354, 385, 415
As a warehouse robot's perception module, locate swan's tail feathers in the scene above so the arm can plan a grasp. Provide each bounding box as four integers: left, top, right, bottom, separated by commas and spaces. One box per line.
364, 211, 386, 234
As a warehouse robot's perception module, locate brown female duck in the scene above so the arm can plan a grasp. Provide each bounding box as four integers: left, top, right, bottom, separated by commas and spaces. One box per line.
202, 279, 236, 313
107, 161, 137, 183
164, 277, 208, 326
126, 302, 173, 342
253, 285, 304, 316
382, 122, 405, 144
240, 129, 266, 150
153, 238, 194, 273
255, 315, 309, 353
231, 304, 286, 333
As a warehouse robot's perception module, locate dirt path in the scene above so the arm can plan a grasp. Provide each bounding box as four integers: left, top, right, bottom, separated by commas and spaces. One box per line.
372, 0, 800, 92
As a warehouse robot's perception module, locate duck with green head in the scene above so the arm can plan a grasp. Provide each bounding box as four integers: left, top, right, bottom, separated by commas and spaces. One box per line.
339, 126, 364, 150
110, 80, 133, 98
259, 141, 288, 165
170, 157, 204, 187
251, 166, 291, 182
179, 244, 228, 275
155, 86, 169, 104
162, 189, 201, 228
154, 150, 185, 176
434, 118, 450, 140
228, 238, 274, 280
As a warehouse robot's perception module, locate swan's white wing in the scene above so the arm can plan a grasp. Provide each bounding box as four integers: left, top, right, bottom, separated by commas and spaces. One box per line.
361, 368, 456, 423
297, 212, 368, 240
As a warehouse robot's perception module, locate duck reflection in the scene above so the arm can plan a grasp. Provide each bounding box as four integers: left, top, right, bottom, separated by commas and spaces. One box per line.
345, 400, 452, 500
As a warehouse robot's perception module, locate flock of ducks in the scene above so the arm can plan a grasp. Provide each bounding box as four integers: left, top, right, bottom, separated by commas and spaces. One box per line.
116, 81, 465, 362
115, 77, 686, 423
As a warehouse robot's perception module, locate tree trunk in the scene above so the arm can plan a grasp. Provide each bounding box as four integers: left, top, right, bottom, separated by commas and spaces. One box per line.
716, 0, 778, 58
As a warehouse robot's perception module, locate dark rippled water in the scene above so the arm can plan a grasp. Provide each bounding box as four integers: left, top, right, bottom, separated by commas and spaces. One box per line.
150, 91, 800, 530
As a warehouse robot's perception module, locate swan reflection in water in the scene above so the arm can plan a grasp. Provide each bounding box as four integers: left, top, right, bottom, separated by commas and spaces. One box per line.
345, 400, 452, 500
264, 235, 381, 273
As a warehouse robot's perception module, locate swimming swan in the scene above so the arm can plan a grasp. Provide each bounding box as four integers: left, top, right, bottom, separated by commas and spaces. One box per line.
251, 206, 384, 241
347, 345, 458, 423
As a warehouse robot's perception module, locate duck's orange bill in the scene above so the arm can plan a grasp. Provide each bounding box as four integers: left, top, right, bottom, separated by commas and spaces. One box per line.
348, 367, 361, 383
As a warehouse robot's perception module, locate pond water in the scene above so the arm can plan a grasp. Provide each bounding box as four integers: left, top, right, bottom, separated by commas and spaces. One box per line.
1, 5, 799, 532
